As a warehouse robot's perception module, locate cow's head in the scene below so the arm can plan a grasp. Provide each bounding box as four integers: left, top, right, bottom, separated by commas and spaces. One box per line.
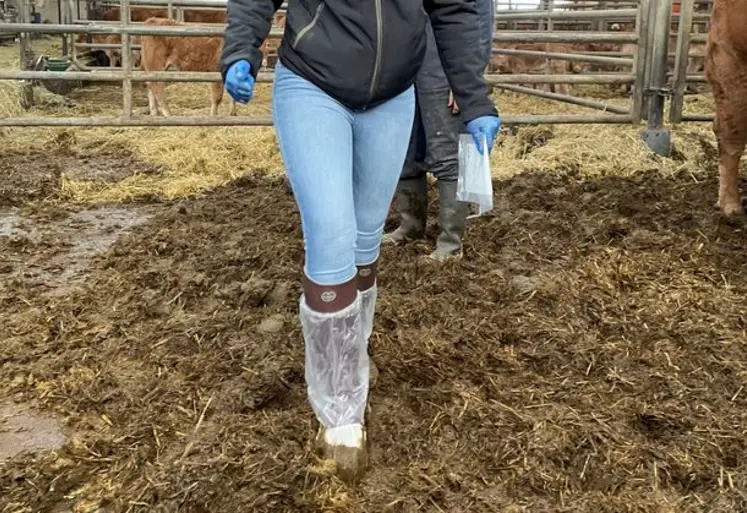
569, 60, 589, 74
489, 54, 510, 73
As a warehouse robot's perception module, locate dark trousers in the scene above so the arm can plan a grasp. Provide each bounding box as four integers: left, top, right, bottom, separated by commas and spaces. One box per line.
401, 24, 464, 183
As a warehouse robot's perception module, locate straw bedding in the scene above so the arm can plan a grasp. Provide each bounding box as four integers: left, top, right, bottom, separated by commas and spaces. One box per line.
3, 39, 747, 513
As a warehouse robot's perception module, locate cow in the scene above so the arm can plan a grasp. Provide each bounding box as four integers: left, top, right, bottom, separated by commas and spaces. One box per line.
79, 9, 284, 69
76, 8, 227, 67
489, 43, 589, 96
609, 22, 635, 33
139, 17, 236, 117
82, 33, 143, 69
607, 23, 705, 74
90, 34, 122, 68
98, 6, 226, 23
704, 0, 747, 215
600, 24, 705, 95
259, 12, 287, 69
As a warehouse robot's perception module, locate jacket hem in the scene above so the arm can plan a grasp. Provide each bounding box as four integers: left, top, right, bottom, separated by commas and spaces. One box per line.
278, 48, 417, 113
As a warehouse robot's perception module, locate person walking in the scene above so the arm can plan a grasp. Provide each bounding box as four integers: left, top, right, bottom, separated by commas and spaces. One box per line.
221, 0, 501, 483
383, 0, 496, 260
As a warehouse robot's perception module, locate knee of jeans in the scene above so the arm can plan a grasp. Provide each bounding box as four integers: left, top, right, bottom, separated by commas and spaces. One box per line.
355, 224, 385, 266
304, 224, 357, 285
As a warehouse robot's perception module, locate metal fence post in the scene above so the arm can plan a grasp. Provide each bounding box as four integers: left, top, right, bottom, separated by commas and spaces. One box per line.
63, 0, 76, 58
19, 0, 33, 70
641, 0, 673, 156
121, 0, 133, 117
58, 0, 68, 55
670, 0, 695, 123
632, 0, 651, 122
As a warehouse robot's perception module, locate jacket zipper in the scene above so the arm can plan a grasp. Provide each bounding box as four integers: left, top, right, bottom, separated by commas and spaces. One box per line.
365, 0, 383, 107
292, 3, 325, 50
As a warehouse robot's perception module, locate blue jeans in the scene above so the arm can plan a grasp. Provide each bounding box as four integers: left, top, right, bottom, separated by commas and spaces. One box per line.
272, 63, 416, 286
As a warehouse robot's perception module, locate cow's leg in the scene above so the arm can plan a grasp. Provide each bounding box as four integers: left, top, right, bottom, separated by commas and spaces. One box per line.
708, 46, 747, 216
151, 81, 171, 117
146, 83, 159, 116
210, 81, 223, 116
714, 105, 747, 216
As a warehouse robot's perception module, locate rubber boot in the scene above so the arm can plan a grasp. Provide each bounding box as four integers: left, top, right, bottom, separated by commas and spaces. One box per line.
301, 294, 369, 484
381, 176, 428, 245
428, 179, 468, 261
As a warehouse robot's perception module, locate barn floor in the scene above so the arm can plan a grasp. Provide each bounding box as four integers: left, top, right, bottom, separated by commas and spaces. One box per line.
3, 145, 747, 513
3, 38, 747, 513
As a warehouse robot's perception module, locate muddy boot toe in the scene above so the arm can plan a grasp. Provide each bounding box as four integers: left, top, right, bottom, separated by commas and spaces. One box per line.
382, 177, 427, 245
427, 180, 467, 261
315, 424, 368, 484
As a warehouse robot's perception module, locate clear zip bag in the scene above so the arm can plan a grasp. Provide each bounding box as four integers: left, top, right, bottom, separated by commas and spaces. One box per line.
457, 133, 494, 218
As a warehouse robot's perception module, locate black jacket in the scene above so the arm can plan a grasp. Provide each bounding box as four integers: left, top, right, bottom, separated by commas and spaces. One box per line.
220, 0, 498, 123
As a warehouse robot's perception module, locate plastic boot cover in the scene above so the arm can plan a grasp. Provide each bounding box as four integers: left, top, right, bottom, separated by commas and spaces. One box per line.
301, 294, 369, 482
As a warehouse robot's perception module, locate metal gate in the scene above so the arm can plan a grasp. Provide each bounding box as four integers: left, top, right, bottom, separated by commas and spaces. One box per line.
0, 0, 712, 157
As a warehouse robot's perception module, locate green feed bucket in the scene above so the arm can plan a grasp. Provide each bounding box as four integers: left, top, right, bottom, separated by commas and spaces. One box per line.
47, 58, 71, 72
40, 58, 82, 95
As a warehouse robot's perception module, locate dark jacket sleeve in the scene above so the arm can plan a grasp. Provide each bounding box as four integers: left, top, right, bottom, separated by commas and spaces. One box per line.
423, 0, 499, 122
220, 0, 283, 81
476, 0, 495, 67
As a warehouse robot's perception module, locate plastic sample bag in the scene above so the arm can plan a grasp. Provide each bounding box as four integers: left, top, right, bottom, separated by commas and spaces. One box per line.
457, 133, 494, 217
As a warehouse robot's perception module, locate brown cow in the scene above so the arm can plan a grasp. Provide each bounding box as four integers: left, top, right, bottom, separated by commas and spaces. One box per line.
77, 8, 226, 67
259, 11, 287, 68
139, 17, 235, 117
98, 6, 226, 23
601, 24, 704, 95
705, 0, 747, 215
83, 33, 143, 69
490, 43, 589, 95
88, 33, 121, 68
76, 8, 214, 61
607, 23, 705, 74
81, 9, 284, 69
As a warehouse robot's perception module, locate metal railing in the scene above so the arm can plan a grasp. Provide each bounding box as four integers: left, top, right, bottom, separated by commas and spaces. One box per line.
0, 0, 707, 148
670, 0, 711, 122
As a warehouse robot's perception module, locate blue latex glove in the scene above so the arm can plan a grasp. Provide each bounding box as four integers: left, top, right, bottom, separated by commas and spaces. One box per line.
225, 60, 255, 104
466, 115, 501, 155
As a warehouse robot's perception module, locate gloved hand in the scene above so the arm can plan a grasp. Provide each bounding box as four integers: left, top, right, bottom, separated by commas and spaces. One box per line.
466, 115, 501, 155
225, 60, 255, 104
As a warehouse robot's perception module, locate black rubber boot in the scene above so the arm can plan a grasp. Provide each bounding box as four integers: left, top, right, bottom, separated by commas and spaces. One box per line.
428, 180, 468, 261
382, 176, 428, 245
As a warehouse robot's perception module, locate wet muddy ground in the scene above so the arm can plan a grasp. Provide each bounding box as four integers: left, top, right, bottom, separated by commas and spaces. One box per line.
2, 147, 747, 512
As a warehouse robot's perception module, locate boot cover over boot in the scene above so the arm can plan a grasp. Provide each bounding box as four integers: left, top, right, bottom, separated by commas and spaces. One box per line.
360, 284, 379, 387
360, 284, 377, 340
300, 293, 369, 483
